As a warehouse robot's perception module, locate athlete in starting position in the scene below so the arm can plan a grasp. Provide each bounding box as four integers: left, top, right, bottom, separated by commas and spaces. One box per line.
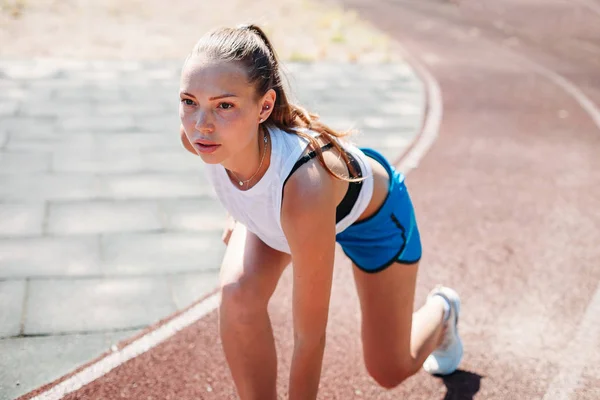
179, 24, 463, 400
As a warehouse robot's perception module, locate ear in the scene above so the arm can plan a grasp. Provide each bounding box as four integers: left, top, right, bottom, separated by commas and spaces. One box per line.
258, 88, 276, 123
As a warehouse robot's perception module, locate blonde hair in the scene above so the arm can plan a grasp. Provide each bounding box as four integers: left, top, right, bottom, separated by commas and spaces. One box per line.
186, 24, 359, 180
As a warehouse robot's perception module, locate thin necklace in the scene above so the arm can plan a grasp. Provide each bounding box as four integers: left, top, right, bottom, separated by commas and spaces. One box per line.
228, 129, 269, 188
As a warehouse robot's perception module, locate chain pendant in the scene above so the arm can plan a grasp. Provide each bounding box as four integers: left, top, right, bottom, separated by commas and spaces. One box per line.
229, 130, 268, 188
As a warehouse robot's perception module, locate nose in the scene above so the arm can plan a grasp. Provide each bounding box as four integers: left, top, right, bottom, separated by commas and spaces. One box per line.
194, 110, 214, 134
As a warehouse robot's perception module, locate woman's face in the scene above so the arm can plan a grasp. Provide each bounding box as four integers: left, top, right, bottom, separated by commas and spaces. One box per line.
179, 58, 269, 167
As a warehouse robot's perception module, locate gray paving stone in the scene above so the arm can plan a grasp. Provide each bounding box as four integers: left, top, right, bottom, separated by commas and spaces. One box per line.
66, 69, 121, 81
133, 115, 180, 132
351, 132, 412, 149
169, 271, 220, 310
86, 60, 144, 71
47, 200, 163, 235
0, 101, 18, 116
386, 80, 422, 95
0, 63, 61, 79
98, 172, 210, 199
0, 236, 102, 278
121, 86, 179, 105
0, 280, 26, 338
51, 149, 144, 173
134, 67, 178, 80
0, 78, 19, 89
2, 117, 57, 137
360, 114, 422, 131
139, 151, 204, 172
59, 116, 136, 132
0, 329, 140, 400
51, 150, 199, 174
0, 173, 102, 201
101, 231, 224, 275
94, 102, 172, 116
53, 86, 97, 101
0, 203, 45, 237
0, 152, 50, 173
107, 328, 145, 346
6, 132, 178, 154
18, 102, 93, 118
311, 101, 378, 119
28, 77, 87, 89
6, 134, 94, 153
379, 100, 423, 117
160, 198, 228, 232
313, 117, 359, 133
0, 131, 8, 149
374, 132, 416, 148
24, 277, 176, 334
376, 145, 408, 163
87, 87, 124, 102
93, 132, 180, 151
384, 89, 425, 103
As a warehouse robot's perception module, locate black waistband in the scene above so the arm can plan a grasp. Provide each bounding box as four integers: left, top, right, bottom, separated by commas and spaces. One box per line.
283, 143, 363, 223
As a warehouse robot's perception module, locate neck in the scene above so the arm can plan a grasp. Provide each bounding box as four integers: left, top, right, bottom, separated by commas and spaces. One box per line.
225, 126, 270, 188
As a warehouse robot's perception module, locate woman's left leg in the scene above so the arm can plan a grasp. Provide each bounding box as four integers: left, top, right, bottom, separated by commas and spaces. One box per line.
352, 261, 446, 388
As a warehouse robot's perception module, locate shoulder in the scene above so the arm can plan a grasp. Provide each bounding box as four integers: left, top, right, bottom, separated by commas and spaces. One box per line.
280, 157, 337, 232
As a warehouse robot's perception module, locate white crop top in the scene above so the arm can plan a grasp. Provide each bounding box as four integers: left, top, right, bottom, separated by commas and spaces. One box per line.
205, 125, 374, 254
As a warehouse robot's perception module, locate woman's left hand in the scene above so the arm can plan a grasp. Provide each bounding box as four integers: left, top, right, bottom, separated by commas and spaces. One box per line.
222, 213, 236, 245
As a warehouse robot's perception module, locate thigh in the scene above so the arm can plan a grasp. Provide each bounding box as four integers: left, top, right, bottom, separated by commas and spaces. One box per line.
220, 222, 291, 304
352, 262, 419, 364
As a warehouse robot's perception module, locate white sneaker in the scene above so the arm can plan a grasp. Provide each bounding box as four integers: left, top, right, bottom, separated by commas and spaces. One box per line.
423, 285, 463, 376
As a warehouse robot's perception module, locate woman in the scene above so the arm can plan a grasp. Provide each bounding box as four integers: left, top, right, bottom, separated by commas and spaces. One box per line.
178, 24, 463, 400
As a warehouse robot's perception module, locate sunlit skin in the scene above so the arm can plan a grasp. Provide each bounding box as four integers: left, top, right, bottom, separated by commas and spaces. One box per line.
179, 57, 275, 185
178, 53, 448, 400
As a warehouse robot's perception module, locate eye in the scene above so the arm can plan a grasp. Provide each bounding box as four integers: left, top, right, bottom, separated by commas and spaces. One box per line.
218, 102, 234, 110
181, 98, 195, 106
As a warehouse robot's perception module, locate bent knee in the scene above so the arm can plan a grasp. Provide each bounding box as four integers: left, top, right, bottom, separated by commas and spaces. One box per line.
365, 358, 418, 389
219, 281, 269, 322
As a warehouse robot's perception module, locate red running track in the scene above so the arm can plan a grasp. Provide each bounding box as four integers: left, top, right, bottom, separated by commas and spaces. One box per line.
21, 0, 600, 399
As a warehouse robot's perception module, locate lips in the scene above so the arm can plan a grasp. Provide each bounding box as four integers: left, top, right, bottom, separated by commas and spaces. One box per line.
193, 139, 221, 154
194, 138, 218, 145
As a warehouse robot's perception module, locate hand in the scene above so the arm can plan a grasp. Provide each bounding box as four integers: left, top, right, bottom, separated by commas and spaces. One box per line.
222, 214, 236, 245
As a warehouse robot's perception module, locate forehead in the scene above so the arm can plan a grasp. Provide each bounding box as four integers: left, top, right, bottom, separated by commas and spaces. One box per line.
180, 58, 254, 97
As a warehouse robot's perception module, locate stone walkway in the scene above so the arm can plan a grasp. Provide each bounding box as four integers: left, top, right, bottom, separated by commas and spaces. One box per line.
0, 59, 424, 399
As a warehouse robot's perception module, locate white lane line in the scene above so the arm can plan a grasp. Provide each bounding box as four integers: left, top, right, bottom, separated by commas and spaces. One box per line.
499, 27, 600, 400
520, 54, 600, 130
542, 284, 600, 400
577, 0, 600, 17
392, 41, 443, 174
27, 40, 445, 400
30, 293, 220, 400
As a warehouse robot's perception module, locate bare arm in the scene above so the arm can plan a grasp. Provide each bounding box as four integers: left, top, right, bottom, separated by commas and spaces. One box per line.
281, 160, 338, 400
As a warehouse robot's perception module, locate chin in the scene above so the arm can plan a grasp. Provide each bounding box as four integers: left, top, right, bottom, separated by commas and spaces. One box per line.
197, 152, 225, 165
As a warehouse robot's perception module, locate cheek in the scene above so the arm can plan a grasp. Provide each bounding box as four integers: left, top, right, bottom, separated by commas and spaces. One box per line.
180, 109, 200, 136
217, 109, 255, 132
218, 113, 257, 145
179, 106, 191, 125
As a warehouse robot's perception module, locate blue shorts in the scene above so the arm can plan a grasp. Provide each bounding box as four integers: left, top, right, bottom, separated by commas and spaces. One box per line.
335, 148, 422, 273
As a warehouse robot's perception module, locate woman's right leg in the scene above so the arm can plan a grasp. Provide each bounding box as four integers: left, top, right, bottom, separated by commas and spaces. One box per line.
218, 222, 291, 400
